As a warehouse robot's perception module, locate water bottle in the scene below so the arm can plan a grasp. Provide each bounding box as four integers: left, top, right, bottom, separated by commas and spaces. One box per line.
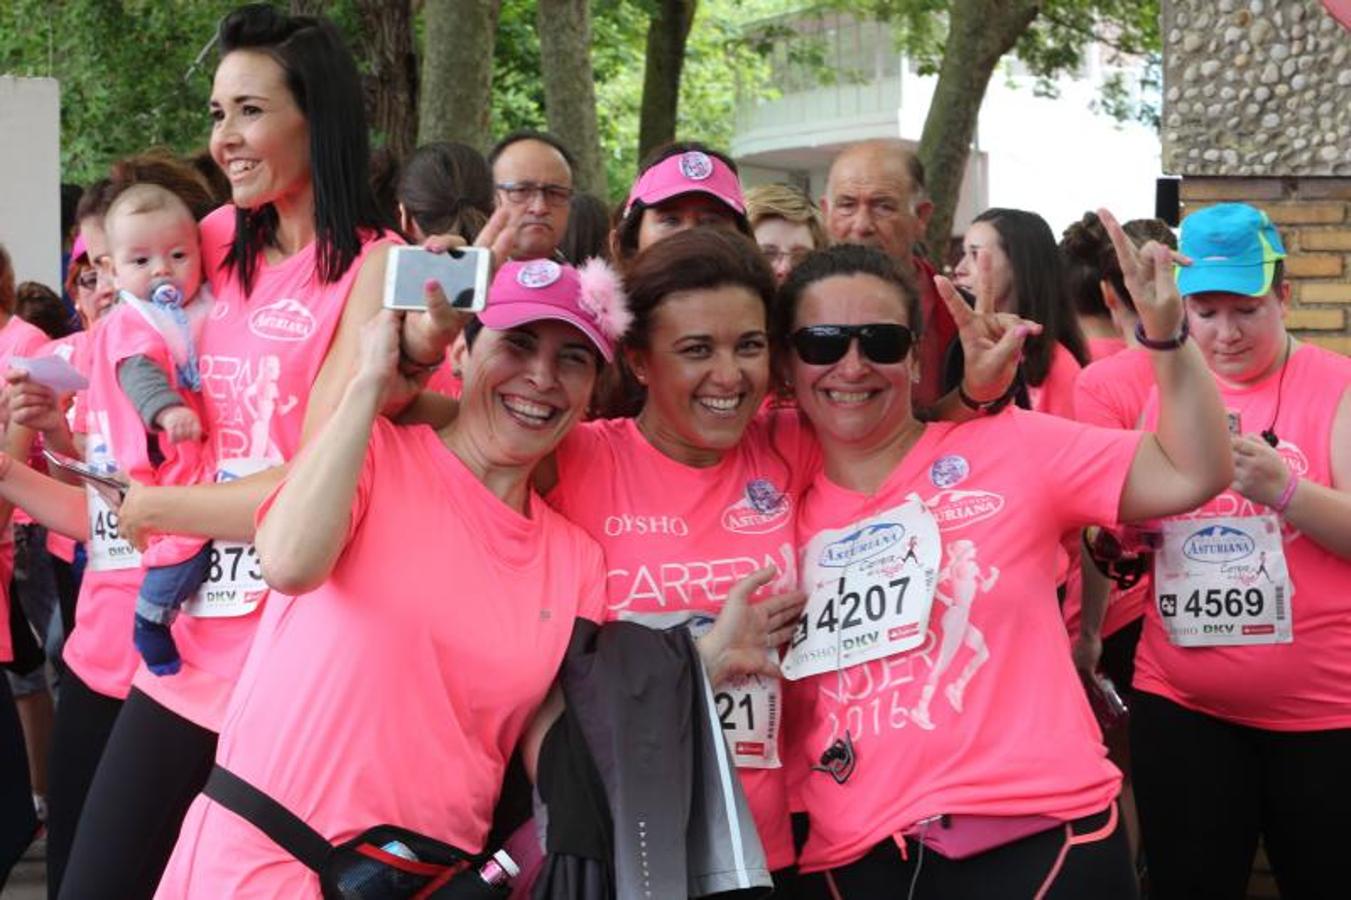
149, 278, 182, 307
477, 849, 519, 887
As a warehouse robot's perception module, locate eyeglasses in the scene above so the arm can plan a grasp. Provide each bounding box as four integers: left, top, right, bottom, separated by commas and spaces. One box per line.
760, 247, 812, 267
75, 270, 99, 291
495, 182, 573, 208
790, 323, 914, 365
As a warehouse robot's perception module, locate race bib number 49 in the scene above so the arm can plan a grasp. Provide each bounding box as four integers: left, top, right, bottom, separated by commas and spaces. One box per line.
784, 494, 940, 681
181, 458, 272, 618
1155, 515, 1293, 647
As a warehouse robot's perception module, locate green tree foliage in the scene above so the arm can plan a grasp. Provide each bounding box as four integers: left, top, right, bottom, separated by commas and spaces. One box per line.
0, 0, 236, 184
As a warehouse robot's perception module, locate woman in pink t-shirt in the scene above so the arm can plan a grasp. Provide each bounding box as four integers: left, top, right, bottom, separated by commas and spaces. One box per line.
1129, 204, 1351, 900
0, 160, 221, 897
952, 208, 1090, 419
33, 8, 463, 898
775, 212, 1231, 897
156, 265, 621, 896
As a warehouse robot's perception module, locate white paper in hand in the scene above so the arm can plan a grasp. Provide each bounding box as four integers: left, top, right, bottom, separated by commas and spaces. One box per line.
11, 356, 89, 393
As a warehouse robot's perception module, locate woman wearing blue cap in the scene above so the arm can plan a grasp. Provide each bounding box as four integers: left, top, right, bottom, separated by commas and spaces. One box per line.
1129, 203, 1351, 900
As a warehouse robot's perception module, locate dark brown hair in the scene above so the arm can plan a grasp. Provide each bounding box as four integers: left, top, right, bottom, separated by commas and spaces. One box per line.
16, 281, 74, 338
598, 228, 774, 417
397, 142, 494, 241
773, 244, 923, 351
0, 244, 14, 315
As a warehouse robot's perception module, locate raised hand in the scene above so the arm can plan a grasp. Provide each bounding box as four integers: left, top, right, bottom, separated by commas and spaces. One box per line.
698, 566, 807, 686
402, 205, 518, 369
936, 250, 1041, 404
1099, 207, 1190, 343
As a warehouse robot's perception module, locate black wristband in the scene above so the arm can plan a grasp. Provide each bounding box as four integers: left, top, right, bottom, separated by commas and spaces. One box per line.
1134, 315, 1189, 350
957, 381, 1013, 414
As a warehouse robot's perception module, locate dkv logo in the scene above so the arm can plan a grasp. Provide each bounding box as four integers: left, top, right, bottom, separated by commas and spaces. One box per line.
248, 298, 316, 342
1182, 525, 1256, 563
818, 522, 905, 568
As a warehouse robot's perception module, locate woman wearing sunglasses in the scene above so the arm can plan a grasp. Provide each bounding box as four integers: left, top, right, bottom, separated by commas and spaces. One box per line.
773, 211, 1231, 898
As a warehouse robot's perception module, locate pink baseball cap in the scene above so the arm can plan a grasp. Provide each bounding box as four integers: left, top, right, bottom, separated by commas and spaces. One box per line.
624, 150, 746, 218
479, 259, 629, 362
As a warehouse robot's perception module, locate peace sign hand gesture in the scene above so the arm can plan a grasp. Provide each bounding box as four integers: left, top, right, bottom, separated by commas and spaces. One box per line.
1099, 207, 1191, 344
934, 243, 1041, 404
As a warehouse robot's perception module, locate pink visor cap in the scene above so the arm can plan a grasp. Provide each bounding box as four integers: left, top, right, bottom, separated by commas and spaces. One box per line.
479, 259, 629, 362
71, 235, 88, 263
624, 150, 746, 217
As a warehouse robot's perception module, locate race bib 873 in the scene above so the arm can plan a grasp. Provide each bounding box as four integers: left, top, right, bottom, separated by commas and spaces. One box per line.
181, 458, 272, 618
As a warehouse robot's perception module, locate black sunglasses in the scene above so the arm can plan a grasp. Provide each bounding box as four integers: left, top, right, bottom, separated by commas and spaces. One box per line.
790, 324, 914, 365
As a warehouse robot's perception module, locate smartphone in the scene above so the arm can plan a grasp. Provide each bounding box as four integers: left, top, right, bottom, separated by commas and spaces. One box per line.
382, 245, 490, 312
42, 449, 128, 499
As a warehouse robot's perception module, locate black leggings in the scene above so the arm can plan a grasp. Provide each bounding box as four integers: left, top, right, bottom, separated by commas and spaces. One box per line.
58, 688, 217, 900
0, 675, 37, 888
1131, 690, 1351, 900
44, 670, 123, 899
817, 804, 1137, 899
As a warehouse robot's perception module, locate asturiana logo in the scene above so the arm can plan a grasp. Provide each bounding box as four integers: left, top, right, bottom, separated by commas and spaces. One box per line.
926, 489, 1005, 531
1182, 525, 1256, 563
819, 522, 905, 568
248, 298, 316, 342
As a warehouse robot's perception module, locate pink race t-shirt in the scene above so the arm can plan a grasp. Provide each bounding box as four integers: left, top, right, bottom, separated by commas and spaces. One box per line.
83, 299, 211, 568
1027, 342, 1084, 419
133, 206, 397, 730
1087, 336, 1126, 362
547, 410, 819, 871
50, 320, 150, 699
1062, 347, 1158, 639
0, 313, 52, 660
786, 409, 1142, 873
157, 420, 606, 898
1134, 343, 1351, 731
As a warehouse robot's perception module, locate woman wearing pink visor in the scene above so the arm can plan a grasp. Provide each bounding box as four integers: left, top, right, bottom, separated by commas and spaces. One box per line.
156, 261, 622, 897
610, 142, 752, 266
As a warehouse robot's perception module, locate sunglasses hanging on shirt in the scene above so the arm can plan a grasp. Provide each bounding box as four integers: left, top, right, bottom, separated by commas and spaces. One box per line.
791, 323, 914, 366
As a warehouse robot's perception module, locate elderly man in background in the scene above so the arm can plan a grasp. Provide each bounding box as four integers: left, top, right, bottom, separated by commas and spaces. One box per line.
822, 140, 958, 408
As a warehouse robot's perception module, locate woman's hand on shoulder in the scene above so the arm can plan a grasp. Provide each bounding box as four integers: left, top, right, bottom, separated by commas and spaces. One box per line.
698, 567, 806, 686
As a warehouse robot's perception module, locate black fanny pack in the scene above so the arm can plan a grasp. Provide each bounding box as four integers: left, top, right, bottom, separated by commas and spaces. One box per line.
203, 765, 508, 900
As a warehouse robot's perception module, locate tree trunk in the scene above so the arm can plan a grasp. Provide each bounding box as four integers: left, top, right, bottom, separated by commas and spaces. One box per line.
355, 0, 418, 163
637, 0, 698, 162
917, 0, 1039, 259
536, 0, 606, 196
418, 0, 502, 153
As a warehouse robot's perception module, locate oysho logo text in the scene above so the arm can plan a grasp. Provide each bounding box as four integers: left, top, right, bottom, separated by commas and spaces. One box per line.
604, 514, 690, 537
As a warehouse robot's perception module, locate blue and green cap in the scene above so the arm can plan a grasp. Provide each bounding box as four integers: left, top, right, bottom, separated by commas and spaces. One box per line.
1176, 203, 1286, 298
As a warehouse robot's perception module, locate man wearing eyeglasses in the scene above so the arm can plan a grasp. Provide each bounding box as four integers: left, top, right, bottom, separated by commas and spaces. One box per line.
822, 140, 957, 408
488, 130, 575, 262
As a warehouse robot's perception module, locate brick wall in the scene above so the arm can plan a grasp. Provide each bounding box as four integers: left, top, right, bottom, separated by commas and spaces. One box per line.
1179, 177, 1351, 354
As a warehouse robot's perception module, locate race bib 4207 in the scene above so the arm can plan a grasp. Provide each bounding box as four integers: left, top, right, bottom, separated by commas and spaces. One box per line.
784, 494, 940, 681
1155, 515, 1293, 647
